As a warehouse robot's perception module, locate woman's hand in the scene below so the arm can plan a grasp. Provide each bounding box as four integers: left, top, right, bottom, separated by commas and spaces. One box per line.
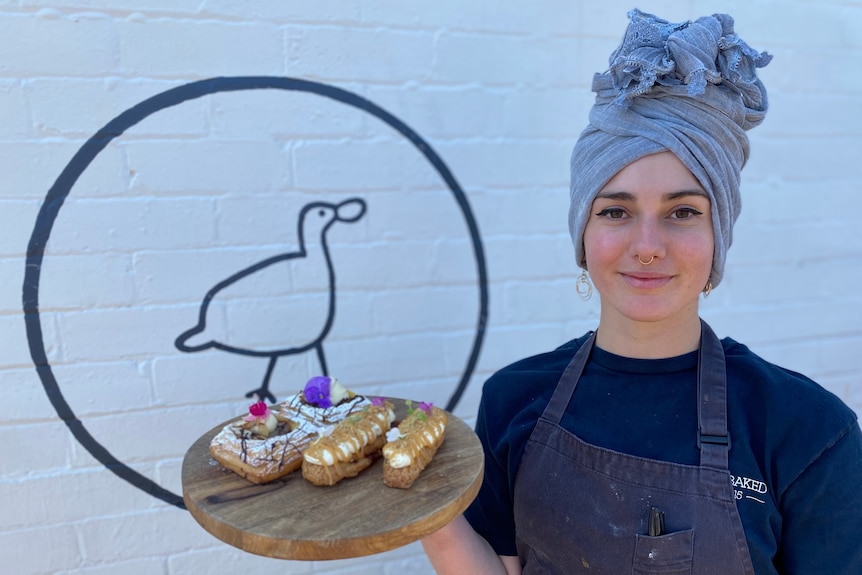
422, 514, 521, 575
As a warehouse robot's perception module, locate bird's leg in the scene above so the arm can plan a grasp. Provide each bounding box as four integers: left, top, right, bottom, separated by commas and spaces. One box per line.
315, 344, 329, 376
245, 356, 278, 403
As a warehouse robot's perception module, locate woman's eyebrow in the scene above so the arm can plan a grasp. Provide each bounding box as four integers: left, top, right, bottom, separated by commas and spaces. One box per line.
594, 190, 709, 202
594, 191, 636, 201
664, 189, 709, 201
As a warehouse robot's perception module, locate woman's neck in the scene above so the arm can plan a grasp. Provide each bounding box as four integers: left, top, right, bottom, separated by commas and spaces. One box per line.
594, 310, 702, 359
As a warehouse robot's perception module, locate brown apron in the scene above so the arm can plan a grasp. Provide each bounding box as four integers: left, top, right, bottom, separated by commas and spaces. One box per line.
513, 322, 754, 574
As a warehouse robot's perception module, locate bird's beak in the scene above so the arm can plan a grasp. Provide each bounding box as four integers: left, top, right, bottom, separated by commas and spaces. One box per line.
336, 198, 366, 223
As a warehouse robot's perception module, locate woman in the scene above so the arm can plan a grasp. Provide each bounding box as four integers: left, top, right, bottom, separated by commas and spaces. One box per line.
422, 9, 862, 575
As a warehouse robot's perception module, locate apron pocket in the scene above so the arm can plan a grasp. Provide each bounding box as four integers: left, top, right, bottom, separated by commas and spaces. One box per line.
633, 530, 694, 575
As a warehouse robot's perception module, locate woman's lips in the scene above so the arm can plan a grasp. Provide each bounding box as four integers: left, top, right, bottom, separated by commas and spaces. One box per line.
621, 272, 673, 289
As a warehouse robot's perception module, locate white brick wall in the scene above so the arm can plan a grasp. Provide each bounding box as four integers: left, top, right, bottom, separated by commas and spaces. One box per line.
2, 1, 860, 573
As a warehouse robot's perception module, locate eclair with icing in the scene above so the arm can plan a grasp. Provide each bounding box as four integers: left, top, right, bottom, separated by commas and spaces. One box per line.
301, 400, 396, 486
383, 404, 447, 489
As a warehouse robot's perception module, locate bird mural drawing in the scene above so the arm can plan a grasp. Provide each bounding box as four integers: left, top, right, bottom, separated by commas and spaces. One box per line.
175, 197, 367, 403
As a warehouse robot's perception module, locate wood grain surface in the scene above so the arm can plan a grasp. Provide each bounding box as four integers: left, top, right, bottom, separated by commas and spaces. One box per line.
182, 399, 484, 560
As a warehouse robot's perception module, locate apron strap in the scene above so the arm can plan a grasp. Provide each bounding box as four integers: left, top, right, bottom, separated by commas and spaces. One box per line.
541, 331, 595, 425
696, 320, 731, 469
541, 321, 731, 470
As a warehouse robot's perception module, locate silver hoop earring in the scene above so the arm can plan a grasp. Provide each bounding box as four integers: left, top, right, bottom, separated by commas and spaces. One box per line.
638, 255, 655, 265
703, 280, 713, 298
576, 269, 593, 301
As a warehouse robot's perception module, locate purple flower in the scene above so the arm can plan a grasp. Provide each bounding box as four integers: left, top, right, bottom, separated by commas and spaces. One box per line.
418, 401, 433, 414
304, 376, 332, 408
371, 397, 385, 407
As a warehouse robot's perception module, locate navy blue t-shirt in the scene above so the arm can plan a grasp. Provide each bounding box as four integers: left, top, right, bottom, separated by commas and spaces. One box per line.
464, 332, 862, 574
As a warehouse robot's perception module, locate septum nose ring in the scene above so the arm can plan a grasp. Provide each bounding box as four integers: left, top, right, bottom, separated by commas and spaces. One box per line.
638, 255, 655, 265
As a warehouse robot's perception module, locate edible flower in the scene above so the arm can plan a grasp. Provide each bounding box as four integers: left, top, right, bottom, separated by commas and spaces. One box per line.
304, 376, 332, 408
241, 400, 278, 437
386, 427, 403, 442
371, 397, 386, 407
244, 401, 271, 422
405, 399, 428, 421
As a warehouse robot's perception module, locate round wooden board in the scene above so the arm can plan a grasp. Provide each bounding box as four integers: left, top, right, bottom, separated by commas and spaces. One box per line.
182, 399, 484, 561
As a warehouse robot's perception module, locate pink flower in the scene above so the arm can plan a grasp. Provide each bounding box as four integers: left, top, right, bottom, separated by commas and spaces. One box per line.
244, 401, 271, 422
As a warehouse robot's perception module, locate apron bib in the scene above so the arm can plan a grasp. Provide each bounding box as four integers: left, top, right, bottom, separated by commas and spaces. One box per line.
513, 321, 754, 574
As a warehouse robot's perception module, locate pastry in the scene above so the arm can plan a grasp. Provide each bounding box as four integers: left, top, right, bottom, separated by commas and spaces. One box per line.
383, 401, 447, 489
302, 399, 396, 486
209, 376, 369, 484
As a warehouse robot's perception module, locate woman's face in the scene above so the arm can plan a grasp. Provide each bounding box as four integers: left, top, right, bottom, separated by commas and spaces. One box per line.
583, 151, 714, 327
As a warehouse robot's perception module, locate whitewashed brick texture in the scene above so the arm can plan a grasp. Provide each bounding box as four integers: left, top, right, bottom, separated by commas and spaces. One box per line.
2, 1, 860, 574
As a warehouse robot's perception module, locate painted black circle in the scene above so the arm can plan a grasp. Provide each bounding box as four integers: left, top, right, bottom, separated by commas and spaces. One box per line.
23, 76, 489, 508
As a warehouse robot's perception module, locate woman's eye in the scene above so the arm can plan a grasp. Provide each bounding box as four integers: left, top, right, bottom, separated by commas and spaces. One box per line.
596, 208, 626, 219
672, 207, 703, 219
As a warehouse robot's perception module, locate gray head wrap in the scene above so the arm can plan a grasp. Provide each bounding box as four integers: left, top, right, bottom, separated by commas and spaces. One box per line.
569, 9, 771, 286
